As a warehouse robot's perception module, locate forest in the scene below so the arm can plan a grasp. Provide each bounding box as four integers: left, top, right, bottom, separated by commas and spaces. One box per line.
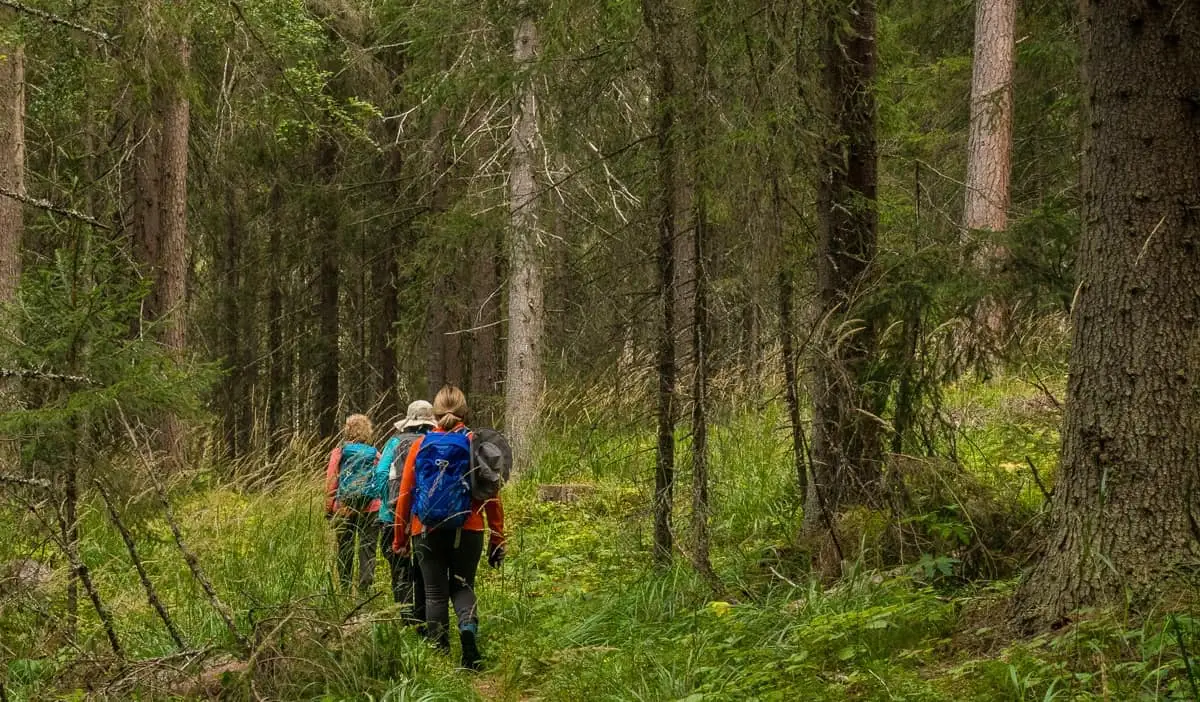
1, 0, 1198, 699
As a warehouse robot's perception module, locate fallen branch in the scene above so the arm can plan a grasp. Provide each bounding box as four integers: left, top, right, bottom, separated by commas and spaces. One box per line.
117, 412, 250, 655
95, 479, 188, 650
0, 0, 114, 42
0, 186, 111, 230
155, 480, 250, 655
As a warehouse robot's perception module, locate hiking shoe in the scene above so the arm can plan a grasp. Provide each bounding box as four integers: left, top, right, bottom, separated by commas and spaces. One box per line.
460, 628, 482, 671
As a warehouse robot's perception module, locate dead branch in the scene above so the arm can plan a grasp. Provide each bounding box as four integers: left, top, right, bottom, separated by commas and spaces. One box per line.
0, 0, 114, 42
0, 473, 51, 489
1025, 455, 1053, 505
0, 367, 100, 385
0, 186, 112, 230
94, 479, 188, 650
154, 480, 250, 655
62, 546, 124, 656
116, 412, 250, 655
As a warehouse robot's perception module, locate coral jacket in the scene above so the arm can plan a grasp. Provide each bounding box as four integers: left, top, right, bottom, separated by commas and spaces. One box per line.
392, 424, 505, 552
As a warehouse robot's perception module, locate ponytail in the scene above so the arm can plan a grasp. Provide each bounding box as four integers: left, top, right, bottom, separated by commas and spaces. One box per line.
432, 385, 469, 431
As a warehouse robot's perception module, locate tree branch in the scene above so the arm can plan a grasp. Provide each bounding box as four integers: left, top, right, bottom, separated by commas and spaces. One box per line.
0, 368, 100, 385
0, 186, 111, 230
0, 473, 51, 489
0, 0, 114, 42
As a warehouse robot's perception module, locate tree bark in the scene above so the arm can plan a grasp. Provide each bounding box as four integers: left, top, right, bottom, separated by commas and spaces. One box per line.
0, 38, 22, 303
964, 0, 1017, 355
372, 229, 400, 424
803, 0, 884, 534
131, 28, 189, 468
964, 0, 1016, 234
505, 9, 544, 473
218, 187, 242, 458
314, 136, 340, 438
266, 185, 286, 448
470, 227, 501, 427
642, 0, 678, 566
1013, 0, 1200, 630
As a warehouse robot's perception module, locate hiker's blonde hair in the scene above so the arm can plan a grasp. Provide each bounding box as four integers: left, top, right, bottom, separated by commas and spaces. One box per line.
343, 414, 373, 443
432, 386, 469, 431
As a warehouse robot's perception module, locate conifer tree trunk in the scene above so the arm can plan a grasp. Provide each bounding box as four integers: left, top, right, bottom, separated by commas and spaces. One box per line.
266, 185, 286, 447
470, 228, 501, 426
372, 232, 399, 423
315, 136, 340, 438
964, 0, 1017, 352
132, 27, 189, 467
505, 7, 544, 473
642, 0, 678, 566
689, 0, 714, 581
1014, 0, 1200, 630
0, 38, 22, 303
218, 187, 242, 457
964, 0, 1016, 235
803, 0, 884, 534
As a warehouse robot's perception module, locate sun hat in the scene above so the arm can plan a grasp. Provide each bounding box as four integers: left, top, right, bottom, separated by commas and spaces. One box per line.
394, 400, 436, 431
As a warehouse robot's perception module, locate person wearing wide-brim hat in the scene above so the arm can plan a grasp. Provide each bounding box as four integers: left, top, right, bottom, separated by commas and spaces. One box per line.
374, 400, 437, 620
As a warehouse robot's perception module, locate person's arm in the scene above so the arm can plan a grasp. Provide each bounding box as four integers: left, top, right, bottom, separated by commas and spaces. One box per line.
324, 446, 342, 515
484, 495, 506, 568
392, 437, 422, 552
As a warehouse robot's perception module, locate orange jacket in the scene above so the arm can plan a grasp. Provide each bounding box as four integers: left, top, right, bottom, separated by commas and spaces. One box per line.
324, 445, 381, 515
392, 425, 505, 552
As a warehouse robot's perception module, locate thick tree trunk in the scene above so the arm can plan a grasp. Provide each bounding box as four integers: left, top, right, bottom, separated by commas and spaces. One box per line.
803, 0, 884, 534
132, 30, 189, 467
964, 0, 1017, 354
0, 39, 22, 303
1013, 0, 1200, 630
964, 0, 1016, 234
505, 10, 544, 473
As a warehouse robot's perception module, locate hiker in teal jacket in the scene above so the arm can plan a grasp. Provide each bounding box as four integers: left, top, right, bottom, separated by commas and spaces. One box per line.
376, 401, 435, 621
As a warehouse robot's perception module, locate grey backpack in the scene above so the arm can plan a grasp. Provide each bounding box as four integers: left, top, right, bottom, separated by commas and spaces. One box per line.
470, 428, 512, 500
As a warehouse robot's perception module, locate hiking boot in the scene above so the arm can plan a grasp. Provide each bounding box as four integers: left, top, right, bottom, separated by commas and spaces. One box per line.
459, 627, 482, 671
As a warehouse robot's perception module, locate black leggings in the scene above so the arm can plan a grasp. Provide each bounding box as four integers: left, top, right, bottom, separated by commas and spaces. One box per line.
380, 526, 425, 622
414, 529, 483, 647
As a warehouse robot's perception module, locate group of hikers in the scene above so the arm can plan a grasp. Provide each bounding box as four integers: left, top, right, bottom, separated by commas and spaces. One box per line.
322, 385, 509, 671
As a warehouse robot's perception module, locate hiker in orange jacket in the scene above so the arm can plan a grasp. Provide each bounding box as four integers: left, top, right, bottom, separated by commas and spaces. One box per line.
393, 386, 505, 670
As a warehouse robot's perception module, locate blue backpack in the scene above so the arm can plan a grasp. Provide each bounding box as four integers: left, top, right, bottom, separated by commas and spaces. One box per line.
337, 442, 378, 509
413, 430, 473, 531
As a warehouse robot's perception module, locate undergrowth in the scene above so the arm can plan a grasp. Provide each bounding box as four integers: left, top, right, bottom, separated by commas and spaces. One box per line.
3, 376, 1199, 700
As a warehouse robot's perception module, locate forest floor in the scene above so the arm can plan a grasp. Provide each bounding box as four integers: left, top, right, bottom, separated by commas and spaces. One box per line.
3, 377, 1200, 700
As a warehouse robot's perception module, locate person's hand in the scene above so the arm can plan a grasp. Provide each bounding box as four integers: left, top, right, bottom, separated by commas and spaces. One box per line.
487, 543, 506, 569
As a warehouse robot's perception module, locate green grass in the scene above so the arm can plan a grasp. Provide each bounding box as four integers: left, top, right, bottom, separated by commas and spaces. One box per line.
3, 377, 1200, 700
